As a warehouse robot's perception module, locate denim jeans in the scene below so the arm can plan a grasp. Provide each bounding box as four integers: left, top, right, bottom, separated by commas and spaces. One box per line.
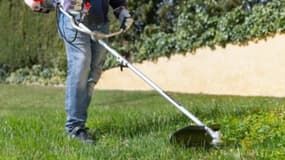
57, 12, 108, 132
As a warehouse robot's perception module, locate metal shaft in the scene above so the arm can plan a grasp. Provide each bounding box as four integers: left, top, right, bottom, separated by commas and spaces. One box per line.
98, 40, 205, 124
98, 40, 218, 139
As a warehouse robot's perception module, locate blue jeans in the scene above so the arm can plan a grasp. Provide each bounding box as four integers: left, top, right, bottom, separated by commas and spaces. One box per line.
57, 13, 108, 132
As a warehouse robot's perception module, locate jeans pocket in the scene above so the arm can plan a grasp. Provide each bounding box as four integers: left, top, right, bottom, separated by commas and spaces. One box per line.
58, 13, 81, 42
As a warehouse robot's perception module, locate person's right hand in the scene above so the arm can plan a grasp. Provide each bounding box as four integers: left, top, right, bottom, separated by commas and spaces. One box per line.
24, 0, 53, 13
24, 0, 42, 11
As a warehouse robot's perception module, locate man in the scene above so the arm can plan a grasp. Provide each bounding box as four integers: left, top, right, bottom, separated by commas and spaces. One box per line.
24, 0, 133, 144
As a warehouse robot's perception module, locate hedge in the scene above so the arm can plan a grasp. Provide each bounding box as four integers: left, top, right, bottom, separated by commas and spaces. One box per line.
0, 0, 285, 77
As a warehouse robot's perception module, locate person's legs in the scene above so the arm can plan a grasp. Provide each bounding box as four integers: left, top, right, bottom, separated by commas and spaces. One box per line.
58, 12, 108, 143
58, 13, 92, 132
87, 23, 109, 99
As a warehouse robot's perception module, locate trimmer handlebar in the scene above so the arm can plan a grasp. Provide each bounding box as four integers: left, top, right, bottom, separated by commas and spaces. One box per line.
58, 6, 123, 40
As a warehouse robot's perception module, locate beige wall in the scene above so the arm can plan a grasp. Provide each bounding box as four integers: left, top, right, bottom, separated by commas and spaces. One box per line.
96, 34, 285, 97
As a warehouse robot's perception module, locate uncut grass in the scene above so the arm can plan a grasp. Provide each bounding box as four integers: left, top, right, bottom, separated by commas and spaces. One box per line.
0, 84, 284, 159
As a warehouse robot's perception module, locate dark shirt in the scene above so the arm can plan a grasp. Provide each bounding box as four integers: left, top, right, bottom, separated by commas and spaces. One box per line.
85, 0, 126, 24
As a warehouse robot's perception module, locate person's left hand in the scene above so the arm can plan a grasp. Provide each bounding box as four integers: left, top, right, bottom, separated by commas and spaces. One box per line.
119, 8, 134, 32
121, 17, 134, 32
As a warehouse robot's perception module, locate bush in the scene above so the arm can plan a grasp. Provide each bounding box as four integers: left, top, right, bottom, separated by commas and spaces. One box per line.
108, 0, 285, 64
4, 65, 65, 86
222, 108, 285, 159
130, 0, 285, 60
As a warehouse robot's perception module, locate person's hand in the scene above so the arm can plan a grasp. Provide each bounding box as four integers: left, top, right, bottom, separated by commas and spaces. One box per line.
119, 8, 134, 32
121, 16, 134, 32
24, 0, 52, 13
24, 0, 42, 11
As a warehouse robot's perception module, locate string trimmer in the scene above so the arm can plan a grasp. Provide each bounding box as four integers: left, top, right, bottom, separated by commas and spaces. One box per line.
58, 5, 221, 147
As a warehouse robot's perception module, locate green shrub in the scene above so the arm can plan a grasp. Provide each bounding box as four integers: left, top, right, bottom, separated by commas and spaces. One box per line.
109, 0, 285, 63
4, 65, 65, 86
222, 108, 285, 159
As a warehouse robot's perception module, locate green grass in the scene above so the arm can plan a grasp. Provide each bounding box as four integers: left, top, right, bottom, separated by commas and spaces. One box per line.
0, 84, 285, 160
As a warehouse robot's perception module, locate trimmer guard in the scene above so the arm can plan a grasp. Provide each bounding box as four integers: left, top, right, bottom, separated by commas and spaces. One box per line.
170, 124, 220, 147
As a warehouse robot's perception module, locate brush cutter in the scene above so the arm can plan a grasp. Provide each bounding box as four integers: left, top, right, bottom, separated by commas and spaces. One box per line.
58, 6, 221, 147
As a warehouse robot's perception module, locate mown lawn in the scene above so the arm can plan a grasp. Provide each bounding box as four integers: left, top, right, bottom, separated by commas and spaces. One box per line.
0, 84, 284, 159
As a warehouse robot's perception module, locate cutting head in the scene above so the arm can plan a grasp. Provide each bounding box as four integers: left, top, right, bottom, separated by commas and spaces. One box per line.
170, 124, 221, 147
